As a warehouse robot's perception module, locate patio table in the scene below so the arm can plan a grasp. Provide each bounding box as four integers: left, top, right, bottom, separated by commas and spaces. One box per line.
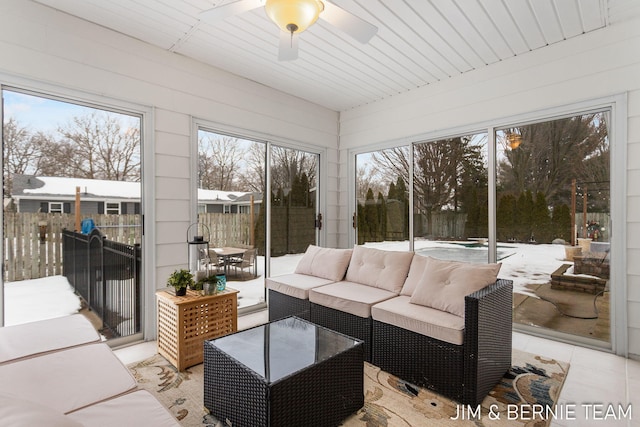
213, 247, 246, 276
204, 316, 364, 426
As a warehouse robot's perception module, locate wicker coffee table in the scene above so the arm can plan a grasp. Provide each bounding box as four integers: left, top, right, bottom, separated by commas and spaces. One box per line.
204, 316, 364, 427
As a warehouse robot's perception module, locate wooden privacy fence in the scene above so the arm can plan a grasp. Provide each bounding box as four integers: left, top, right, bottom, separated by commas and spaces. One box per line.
197, 212, 255, 248
3, 212, 255, 282
3, 212, 141, 282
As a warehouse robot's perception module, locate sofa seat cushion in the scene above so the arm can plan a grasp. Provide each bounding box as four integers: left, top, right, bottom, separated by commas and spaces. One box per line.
67, 390, 180, 426
294, 245, 353, 281
0, 343, 137, 414
345, 246, 414, 293
0, 314, 101, 365
372, 296, 465, 345
0, 394, 83, 427
409, 256, 501, 317
309, 281, 398, 318
266, 273, 335, 300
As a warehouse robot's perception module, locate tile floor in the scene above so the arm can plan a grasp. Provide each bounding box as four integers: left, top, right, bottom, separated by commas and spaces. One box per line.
114, 310, 640, 427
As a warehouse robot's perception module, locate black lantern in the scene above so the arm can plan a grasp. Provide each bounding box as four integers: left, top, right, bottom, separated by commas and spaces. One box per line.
187, 223, 210, 282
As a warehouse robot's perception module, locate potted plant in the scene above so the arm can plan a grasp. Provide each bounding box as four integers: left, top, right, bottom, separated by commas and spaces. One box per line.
167, 269, 194, 296
196, 274, 219, 295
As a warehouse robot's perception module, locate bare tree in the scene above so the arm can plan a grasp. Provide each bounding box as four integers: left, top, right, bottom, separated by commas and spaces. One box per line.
57, 111, 140, 181
497, 113, 607, 207
236, 142, 266, 192
198, 135, 245, 191
270, 146, 317, 194
3, 119, 38, 192
355, 162, 386, 200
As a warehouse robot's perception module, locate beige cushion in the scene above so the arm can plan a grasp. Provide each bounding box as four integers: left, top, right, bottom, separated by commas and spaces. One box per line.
345, 246, 414, 293
0, 343, 137, 414
294, 245, 352, 282
0, 394, 83, 427
309, 281, 398, 318
0, 314, 101, 365
68, 390, 180, 426
409, 256, 501, 317
266, 273, 335, 300
372, 296, 465, 345
400, 254, 429, 296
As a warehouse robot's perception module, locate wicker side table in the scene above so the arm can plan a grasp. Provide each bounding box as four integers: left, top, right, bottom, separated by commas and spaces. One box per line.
156, 288, 238, 371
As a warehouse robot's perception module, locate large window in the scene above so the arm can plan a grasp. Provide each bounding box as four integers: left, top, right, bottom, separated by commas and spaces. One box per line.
496, 112, 610, 346
197, 129, 266, 310
355, 147, 410, 251
196, 129, 321, 311
352, 107, 614, 349
413, 133, 490, 262
2, 88, 143, 343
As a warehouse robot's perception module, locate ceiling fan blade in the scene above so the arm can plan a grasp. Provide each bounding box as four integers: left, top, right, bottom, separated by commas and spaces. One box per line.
199, 0, 263, 23
321, 1, 378, 44
278, 31, 299, 61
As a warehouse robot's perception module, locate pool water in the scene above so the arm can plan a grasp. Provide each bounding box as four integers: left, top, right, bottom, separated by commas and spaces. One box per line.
416, 245, 515, 263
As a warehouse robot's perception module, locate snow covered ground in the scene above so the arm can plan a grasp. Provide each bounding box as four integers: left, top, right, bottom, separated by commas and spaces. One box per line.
3, 241, 588, 327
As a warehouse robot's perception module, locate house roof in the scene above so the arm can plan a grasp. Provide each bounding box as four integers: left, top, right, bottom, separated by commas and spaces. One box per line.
10, 175, 261, 204
11, 175, 140, 200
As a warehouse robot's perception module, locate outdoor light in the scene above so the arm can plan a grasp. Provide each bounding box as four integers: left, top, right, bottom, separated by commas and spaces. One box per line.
265, 0, 324, 35
507, 132, 522, 150
187, 222, 211, 282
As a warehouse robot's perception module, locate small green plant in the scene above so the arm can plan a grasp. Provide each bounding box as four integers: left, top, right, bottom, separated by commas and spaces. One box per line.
167, 269, 194, 294
196, 274, 219, 294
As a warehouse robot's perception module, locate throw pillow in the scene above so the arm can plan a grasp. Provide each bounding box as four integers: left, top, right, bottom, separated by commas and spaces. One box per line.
294, 245, 353, 282
410, 256, 501, 317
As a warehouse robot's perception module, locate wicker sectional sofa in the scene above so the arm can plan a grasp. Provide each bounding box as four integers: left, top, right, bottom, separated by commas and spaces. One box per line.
267, 245, 513, 405
0, 314, 180, 426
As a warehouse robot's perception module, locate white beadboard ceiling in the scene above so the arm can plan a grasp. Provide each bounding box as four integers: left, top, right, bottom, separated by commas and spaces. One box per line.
32, 0, 609, 112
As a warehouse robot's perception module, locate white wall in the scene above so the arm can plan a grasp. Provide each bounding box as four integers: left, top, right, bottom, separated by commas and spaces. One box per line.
0, 0, 339, 335
339, 5, 640, 356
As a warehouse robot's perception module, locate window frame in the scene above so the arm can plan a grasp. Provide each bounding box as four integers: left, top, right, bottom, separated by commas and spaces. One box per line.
348, 93, 627, 355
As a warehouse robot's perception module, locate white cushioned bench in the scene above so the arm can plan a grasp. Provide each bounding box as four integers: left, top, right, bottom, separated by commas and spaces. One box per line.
0, 320, 180, 426
0, 314, 101, 365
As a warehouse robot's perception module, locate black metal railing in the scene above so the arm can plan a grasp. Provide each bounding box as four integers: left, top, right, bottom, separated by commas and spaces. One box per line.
62, 228, 141, 338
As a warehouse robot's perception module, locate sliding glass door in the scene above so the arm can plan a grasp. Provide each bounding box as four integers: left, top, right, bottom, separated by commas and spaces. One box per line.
196, 130, 321, 310
351, 107, 613, 349
2, 87, 144, 343
269, 146, 319, 276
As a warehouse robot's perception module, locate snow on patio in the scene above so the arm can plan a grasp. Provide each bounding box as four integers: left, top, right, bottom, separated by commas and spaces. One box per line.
3, 241, 594, 327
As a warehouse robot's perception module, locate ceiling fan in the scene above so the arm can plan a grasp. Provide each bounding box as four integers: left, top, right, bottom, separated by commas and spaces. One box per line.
199, 0, 378, 61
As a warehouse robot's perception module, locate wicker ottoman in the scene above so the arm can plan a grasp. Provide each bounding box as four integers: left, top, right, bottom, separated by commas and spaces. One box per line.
204, 316, 364, 427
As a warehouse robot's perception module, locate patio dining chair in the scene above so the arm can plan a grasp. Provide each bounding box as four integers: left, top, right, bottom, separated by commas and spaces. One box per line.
207, 250, 225, 274
232, 248, 257, 279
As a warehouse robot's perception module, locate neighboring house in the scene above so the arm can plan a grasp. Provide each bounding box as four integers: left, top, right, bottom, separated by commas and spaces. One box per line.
8, 174, 261, 215
197, 189, 262, 214
8, 175, 141, 215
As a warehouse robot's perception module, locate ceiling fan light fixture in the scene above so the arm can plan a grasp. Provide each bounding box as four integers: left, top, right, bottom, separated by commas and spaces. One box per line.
507, 132, 522, 150
265, 0, 324, 34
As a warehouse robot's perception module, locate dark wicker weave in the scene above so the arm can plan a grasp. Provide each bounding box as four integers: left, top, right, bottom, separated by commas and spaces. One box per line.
203, 321, 364, 427
268, 289, 311, 321
310, 302, 373, 362
372, 279, 513, 405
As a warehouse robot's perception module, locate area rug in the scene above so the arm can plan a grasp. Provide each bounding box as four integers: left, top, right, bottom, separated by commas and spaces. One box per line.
128, 349, 568, 427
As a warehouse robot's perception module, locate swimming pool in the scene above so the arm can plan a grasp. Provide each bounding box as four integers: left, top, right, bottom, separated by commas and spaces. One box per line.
416, 244, 515, 263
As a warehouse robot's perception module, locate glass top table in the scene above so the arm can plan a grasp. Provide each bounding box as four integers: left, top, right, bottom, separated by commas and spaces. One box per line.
210, 316, 360, 383
204, 316, 364, 426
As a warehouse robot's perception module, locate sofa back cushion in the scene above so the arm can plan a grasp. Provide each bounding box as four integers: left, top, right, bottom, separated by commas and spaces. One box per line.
401, 254, 429, 296
409, 256, 501, 317
345, 246, 414, 293
294, 245, 353, 282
